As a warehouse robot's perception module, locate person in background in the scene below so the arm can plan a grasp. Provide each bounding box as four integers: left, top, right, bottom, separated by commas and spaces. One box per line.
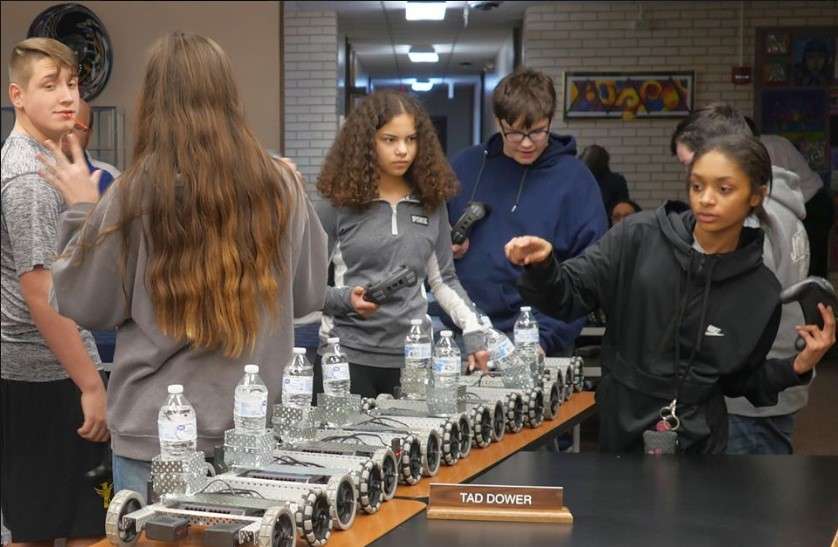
580, 144, 630, 222
62, 99, 120, 195
40, 32, 328, 494
611, 199, 643, 225
447, 67, 608, 357
744, 116, 833, 278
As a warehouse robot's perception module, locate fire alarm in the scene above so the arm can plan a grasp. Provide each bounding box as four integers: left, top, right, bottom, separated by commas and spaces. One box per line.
731, 66, 752, 85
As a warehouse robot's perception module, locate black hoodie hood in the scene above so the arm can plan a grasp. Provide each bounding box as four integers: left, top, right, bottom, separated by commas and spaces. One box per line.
656, 200, 766, 283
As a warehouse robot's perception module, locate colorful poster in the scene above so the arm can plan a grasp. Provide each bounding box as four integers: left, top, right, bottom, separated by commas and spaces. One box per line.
563, 72, 693, 120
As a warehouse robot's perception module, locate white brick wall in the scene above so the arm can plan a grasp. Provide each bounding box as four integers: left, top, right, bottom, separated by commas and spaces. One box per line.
523, 1, 838, 208
284, 10, 338, 195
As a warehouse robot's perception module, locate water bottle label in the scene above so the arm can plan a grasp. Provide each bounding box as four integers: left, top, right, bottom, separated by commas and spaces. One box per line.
492, 338, 515, 360
405, 343, 432, 360
283, 376, 313, 395
159, 419, 197, 442
515, 328, 539, 344
433, 356, 460, 375
323, 362, 350, 382
235, 395, 267, 418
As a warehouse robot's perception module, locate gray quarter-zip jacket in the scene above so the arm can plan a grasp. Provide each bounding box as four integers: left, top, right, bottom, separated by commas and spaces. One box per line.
315, 195, 483, 367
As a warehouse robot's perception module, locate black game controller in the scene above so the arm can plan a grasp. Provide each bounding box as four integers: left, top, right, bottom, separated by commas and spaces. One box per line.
451, 202, 490, 245
779, 276, 838, 351
84, 446, 113, 485
362, 266, 418, 305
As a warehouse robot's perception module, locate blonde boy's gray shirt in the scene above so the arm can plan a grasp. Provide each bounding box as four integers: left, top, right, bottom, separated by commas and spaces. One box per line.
1, 131, 100, 382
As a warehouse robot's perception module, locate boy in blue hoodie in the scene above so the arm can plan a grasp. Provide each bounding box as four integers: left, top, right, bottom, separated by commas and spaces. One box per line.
446, 68, 608, 355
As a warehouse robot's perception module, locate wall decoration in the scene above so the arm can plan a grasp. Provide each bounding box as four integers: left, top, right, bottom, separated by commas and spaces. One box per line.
28, 3, 113, 101
763, 62, 788, 84
765, 33, 790, 56
791, 36, 835, 87
756, 27, 837, 177
563, 72, 693, 120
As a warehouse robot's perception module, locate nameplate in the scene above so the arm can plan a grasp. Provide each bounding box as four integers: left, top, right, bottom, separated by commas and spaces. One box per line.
427, 483, 572, 524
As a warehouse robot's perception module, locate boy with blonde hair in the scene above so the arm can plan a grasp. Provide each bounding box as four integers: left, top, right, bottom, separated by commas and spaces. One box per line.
2, 37, 108, 544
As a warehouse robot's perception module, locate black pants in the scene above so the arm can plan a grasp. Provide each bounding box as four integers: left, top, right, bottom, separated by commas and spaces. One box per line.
313, 355, 401, 399
1, 378, 108, 541
804, 189, 833, 277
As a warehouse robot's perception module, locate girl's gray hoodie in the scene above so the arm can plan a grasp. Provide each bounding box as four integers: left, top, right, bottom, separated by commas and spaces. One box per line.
50, 174, 328, 461
315, 195, 483, 367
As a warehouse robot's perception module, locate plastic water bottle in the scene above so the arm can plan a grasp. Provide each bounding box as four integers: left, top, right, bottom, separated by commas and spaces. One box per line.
282, 348, 314, 408
157, 384, 197, 461
423, 314, 435, 344
322, 337, 351, 397
428, 330, 460, 414
479, 315, 496, 370
234, 364, 269, 432
486, 326, 534, 389
403, 319, 432, 400
514, 306, 541, 381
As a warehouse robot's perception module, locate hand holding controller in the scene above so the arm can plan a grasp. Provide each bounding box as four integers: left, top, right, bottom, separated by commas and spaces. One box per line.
780, 277, 837, 351
362, 266, 418, 305
451, 202, 490, 245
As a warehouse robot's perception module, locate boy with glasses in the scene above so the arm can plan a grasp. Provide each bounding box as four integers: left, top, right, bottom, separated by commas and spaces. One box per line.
445, 67, 608, 357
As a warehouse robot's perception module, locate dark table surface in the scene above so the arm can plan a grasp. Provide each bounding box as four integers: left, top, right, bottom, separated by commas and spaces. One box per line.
374, 452, 838, 547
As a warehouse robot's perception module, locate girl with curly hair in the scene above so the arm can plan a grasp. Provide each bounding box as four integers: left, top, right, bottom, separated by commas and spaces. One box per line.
315, 89, 487, 398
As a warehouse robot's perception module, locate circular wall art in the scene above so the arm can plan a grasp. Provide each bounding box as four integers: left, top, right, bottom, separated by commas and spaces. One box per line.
27, 3, 113, 101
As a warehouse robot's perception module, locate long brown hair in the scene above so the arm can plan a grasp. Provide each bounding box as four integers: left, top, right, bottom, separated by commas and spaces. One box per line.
317, 89, 457, 212
98, 32, 296, 357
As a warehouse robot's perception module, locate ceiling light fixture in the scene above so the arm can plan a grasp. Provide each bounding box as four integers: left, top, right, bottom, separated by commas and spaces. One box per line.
408, 44, 438, 63
405, 2, 447, 21
411, 78, 434, 92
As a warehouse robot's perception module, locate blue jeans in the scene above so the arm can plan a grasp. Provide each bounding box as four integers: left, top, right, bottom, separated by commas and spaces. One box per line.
112, 454, 152, 500
726, 414, 795, 455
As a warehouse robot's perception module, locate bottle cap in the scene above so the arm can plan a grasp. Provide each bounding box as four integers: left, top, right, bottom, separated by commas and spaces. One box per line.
293, 347, 307, 355
168, 384, 183, 394
327, 337, 340, 344
521, 306, 531, 312
440, 330, 453, 337
244, 364, 259, 373
410, 319, 423, 325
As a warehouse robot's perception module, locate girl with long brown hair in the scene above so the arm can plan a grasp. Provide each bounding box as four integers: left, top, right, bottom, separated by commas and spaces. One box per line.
315, 89, 487, 398
40, 32, 328, 493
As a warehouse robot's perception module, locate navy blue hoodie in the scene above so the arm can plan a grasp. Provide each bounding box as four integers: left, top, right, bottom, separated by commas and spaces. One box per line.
446, 133, 608, 354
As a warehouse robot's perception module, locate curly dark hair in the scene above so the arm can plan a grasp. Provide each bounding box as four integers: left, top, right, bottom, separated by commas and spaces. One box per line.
317, 89, 458, 212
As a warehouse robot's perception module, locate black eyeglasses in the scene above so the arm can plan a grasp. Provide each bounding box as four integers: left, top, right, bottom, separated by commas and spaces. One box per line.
500, 124, 551, 145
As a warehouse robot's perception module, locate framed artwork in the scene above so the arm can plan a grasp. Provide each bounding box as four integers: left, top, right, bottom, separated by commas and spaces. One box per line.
563, 71, 694, 120
765, 33, 790, 56
756, 27, 837, 177
790, 36, 835, 87
763, 62, 789, 84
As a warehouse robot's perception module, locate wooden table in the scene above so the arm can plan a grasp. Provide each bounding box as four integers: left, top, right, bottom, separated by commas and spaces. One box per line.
394, 391, 596, 499
91, 499, 427, 547
93, 392, 596, 546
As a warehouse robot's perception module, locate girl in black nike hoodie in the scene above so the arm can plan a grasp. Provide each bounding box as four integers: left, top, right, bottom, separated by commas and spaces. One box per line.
506, 134, 835, 454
